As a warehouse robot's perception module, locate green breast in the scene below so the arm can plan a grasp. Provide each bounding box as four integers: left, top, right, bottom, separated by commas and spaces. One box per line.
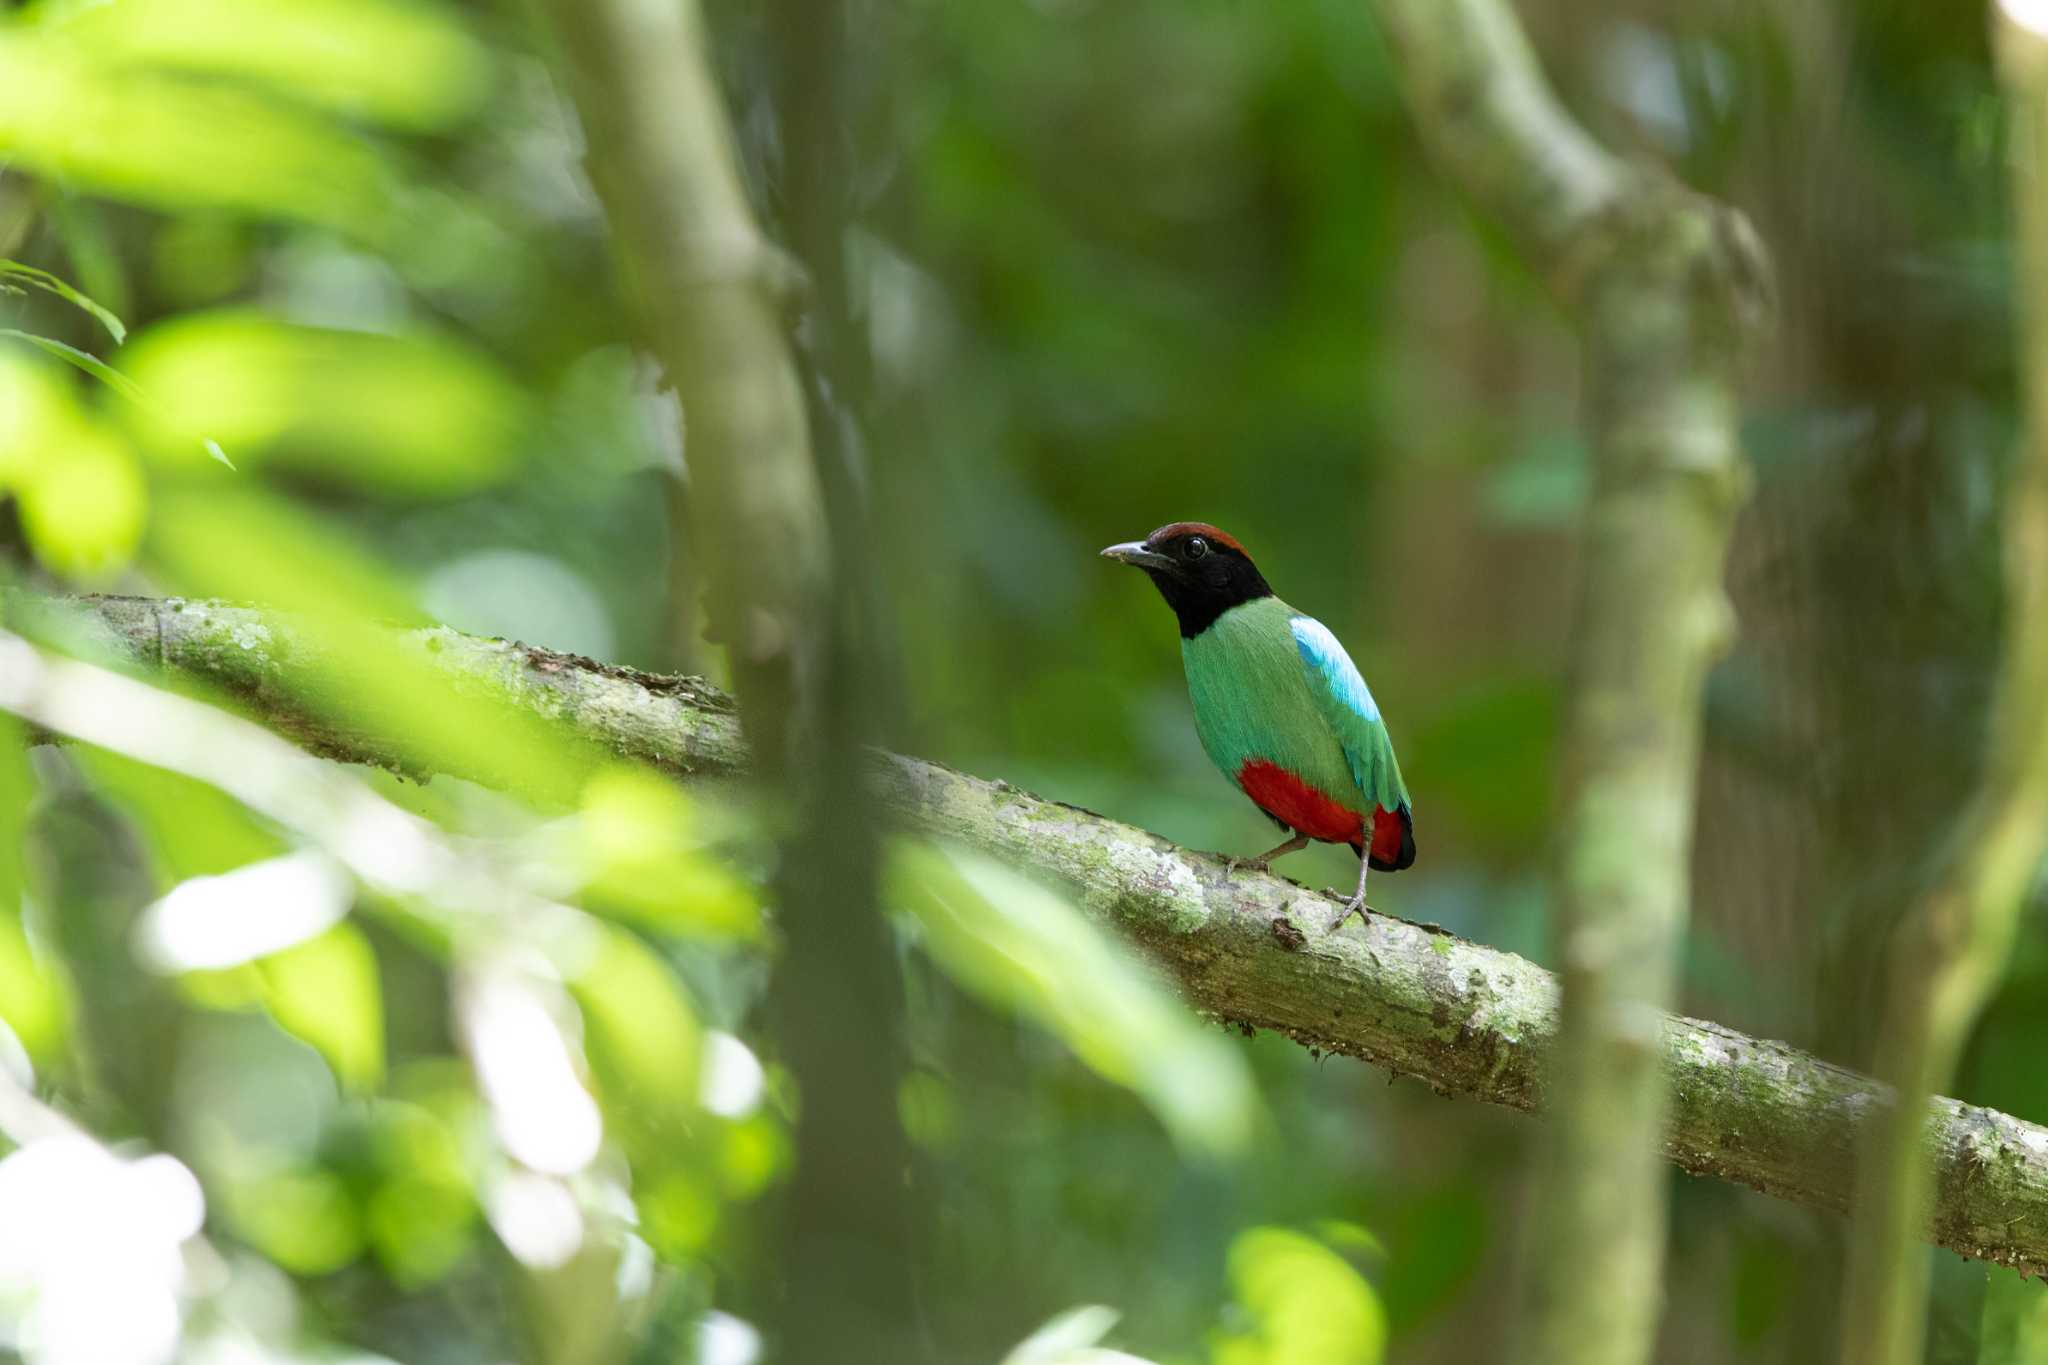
1179, 597, 1362, 807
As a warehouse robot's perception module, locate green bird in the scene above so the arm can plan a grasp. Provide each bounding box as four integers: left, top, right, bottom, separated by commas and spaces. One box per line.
1103, 521, 1415, 928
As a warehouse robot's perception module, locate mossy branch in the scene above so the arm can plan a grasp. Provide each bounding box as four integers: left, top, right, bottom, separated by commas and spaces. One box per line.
33, 592, 2048, 1278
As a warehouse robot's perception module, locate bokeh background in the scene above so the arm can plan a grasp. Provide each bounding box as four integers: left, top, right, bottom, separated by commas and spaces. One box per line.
0, 0, 2037, 1362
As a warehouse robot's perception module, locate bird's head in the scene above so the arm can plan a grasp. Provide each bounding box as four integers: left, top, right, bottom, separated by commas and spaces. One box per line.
1101, 521, 1273, 637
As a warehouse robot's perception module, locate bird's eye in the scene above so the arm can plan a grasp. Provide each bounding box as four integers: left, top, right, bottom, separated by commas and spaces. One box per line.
1185, 537, 1208, 560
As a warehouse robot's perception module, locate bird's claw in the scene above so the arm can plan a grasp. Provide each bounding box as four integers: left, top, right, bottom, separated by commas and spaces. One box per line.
1328, 894, 1372, 932
1224, 856, 1268, 878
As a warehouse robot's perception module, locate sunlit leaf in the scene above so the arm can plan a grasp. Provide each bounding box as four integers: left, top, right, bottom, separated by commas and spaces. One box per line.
0, 329, 147, 403
258, 921, 385, 1091
364, 1077, 485, 1281
888, 841, 1258, 1158
0, 350, 77, 485
715, 1112, 788, 1201
576, 768, 761, 939
0, 260, 125, 341
638, 1168, 718, 1259
55, 0, 492, 134
0, 906, 64, 1068
171, 961, 266, 1011
368, 1173, 477, 1287
0, 34, 394, 236
121, 310, 528, 494
0, 331, 232, 468
568, 925, 702, 1164
1209, 1227, 1386, 1365
14, 426, 147, 582
223, 1165, 365, 1275
149, 482, 426, 622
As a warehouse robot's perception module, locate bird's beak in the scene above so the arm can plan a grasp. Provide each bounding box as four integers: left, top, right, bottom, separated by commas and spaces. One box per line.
1101, 541, 1174, 572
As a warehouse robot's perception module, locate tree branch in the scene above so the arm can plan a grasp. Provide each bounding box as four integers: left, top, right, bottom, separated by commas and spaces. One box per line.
34, 593, 2048, 1278
533, 0, 829, 774
1371, 0, 1625, 292
1372, 3, 1770, 1360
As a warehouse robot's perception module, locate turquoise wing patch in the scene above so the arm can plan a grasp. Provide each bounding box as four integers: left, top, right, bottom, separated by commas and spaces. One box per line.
1289, 615, 1405, 810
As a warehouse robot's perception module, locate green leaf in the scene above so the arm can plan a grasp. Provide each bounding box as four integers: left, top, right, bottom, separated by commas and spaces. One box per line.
0, 330, 233, 469
119, 309, 527, 494
574, 768, 761, 940
0, 329, 147, 402
0, 36, 396, 237
568, 925, 702, 1166
14, 428, 148, 582
360, 1097, 478, 1284
888, 840, 1259, 1159
0, 345, 154, 582
0, 903, 65, 1067
1209, 1227, 1387, 1365
367, 1173, 476, 1287
715, 1112, 789, 1201
257, 922, 385, 1091
55, 0, 493, 134
223, 1166, 365, 1274
0, 260, 126, 341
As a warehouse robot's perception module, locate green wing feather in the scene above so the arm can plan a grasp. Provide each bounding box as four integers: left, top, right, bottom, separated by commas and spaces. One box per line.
1180, 598, 1379, 812
1288, 613, 1408, 815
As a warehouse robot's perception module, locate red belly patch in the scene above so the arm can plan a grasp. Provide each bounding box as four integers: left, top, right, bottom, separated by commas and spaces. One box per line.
1237, 759, 1366, 845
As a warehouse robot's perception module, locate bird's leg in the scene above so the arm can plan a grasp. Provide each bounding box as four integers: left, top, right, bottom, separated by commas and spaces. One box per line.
1226, 833, 1310, 877
1329, 853, 1372, 931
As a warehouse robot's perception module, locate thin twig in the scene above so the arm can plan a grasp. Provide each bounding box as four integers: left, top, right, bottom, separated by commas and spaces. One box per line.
1837, 8, 2048, 1362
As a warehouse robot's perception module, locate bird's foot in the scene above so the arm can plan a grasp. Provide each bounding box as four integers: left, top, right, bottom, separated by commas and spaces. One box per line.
1328, 892, 1373, 932
1224, 855, 1271, 878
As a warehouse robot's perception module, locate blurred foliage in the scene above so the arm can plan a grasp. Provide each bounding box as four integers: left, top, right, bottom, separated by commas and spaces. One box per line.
1208, 1225, 1387, 1365
889, 841, 1257, 1160
996, 1224, 1387, 1365
0, 0, 2040, 1362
